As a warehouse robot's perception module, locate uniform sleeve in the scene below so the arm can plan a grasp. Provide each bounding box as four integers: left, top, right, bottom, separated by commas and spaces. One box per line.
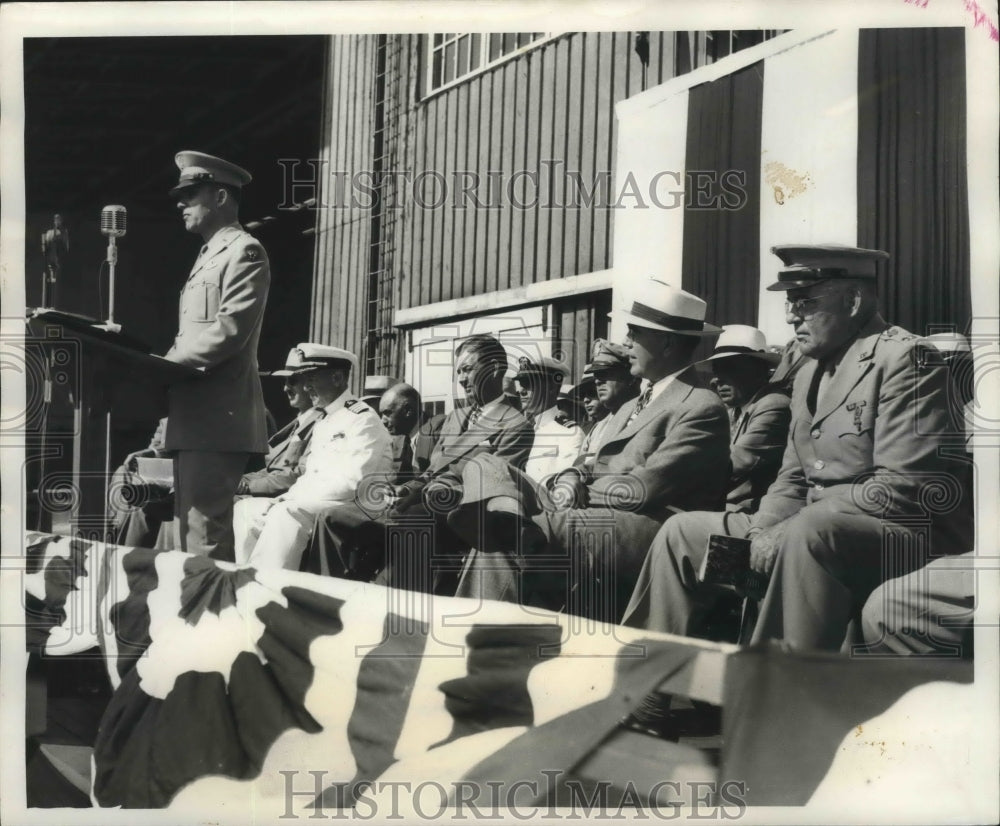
586, 399, 730, 511
729, 393, 791, 486
165, 240, 269, 369
847, 343, 952, 519
749, 429, 810, 530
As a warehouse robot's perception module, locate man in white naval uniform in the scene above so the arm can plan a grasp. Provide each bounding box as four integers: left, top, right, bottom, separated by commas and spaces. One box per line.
233, 344, 393, 570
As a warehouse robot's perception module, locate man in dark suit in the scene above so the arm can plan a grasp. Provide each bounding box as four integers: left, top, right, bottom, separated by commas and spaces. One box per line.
377, 382, 442, 477
623, 245, 966, 652
300, 334, 534, 586
161, 151, 270, 560
448, 281, 731, 619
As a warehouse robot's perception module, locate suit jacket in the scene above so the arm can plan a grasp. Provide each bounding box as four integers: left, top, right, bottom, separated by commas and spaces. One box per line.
239, 408, 323, 496
415, 413, 446, 473
752, 315, 962, 539
726, 386, 792, 513
580, 368, 731, 515
397, 397, 534, 501
163, 224, 270, 453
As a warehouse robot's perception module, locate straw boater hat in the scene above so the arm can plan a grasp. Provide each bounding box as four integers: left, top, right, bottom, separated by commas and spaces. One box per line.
610, 279, 722, 335
703, 325, 781, 366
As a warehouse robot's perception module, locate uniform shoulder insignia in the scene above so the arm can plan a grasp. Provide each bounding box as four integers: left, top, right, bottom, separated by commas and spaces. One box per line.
241, 241, 264, 263
344, 399, 370, 414
559, 419, 578, 429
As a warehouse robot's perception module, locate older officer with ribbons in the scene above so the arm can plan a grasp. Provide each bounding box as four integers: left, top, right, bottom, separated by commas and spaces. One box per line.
162, 150, 270, 560
233, 344, 394, 570
624, 245, 964, 652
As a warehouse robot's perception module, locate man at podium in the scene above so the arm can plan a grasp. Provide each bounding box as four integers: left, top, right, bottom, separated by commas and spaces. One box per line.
161, 150, 271, 560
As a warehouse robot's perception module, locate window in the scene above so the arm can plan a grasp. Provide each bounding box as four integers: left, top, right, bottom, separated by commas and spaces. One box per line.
675, 30, 786, 76
425, 32, 550, 96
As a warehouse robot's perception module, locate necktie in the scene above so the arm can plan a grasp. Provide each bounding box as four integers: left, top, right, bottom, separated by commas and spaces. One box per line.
729, 406, 743, 439
399, 434, 414, 475
626, 386, 652, 426
463, 406, 482, 432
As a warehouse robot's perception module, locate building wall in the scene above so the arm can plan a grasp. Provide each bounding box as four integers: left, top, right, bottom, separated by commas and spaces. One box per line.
310, 32, 685, 389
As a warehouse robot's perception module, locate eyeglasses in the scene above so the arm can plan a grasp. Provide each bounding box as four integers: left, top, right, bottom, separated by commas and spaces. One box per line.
784, 289, 840, 319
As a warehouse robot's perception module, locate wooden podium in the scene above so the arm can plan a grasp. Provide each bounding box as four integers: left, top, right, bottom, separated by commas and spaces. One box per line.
25, 308, 199, 540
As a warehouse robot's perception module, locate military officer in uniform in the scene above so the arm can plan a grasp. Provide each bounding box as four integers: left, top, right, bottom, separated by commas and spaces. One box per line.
449, 281, 731, 617
623, 245, 961, 651
233, 344, 394, 570
576, 339, 640, 467
162, 151, 270, 560
515, 356, 586, 483
235, 347, 326, 497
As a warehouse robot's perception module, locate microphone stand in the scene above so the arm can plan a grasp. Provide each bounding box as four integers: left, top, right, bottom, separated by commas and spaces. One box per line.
98, 232, 121, 541
100, 235, 122, 334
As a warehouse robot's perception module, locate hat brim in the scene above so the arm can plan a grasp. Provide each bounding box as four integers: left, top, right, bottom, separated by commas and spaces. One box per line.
610, 309, 722, 335
703, 350, 781, 366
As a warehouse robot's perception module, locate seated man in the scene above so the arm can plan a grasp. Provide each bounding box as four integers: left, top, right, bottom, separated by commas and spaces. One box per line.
235, 347, 326, 497
705, 325, 790, 513
110, 418, 171, 547
449, 281, 731, 619
623, 245, 964, 651
302, 334, 534, 587
377, 381, 442, 477
233, 343, 393, 570
576, 339, 640, 467
516, 357, 586, 483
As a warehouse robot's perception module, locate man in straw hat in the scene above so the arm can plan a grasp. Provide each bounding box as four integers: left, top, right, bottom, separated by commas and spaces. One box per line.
161, 150, 270, 560
447, 280, 730, 616
623, 245, 967, 652
704, 325, 791, 513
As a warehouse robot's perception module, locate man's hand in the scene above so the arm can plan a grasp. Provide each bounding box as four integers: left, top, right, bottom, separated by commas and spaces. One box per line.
549, 470, 589, 510
748, 523, 786, 577
235, 478, 251, 495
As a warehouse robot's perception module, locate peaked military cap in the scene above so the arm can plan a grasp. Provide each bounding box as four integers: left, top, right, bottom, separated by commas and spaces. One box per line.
515, 356, 567, 384
169, 150, 253, 197
766, 244, 889, 291
290, 343, 357, 373
589, 338, 632, 374
363, 375, 399, 395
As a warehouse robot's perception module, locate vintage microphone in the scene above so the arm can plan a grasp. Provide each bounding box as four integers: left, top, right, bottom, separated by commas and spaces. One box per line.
100, 205, 126, 331
99, 205, 127, 538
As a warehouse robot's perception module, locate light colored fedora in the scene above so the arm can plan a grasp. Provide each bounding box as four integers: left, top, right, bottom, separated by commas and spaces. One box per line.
610, 279, 721, 335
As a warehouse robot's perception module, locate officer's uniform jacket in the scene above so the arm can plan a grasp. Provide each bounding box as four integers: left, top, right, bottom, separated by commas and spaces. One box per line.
752, 315, 955, 532
397, 396, 534, 501
283, 393, 393, 504
523, 406, 585, 483
164, 223, 270, 453
240, 407, 324, 497
726, 385, 792, 513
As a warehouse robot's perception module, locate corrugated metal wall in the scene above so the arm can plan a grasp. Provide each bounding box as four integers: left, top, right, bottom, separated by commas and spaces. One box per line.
311, 31, 684, 383
310, 35, 376, 373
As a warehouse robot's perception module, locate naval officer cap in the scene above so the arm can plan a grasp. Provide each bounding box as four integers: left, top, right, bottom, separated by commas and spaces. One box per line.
290, 343, 358, 374
169, 150, 253, 197
766, 244, 889, 291
515, 356, 568, 385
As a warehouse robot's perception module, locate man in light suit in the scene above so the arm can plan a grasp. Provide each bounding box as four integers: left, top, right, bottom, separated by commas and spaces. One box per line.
624, 245, 966, 651
162, 151, 270, 560
301, 334, 534, 588
233, 344, 394, 570
449, 281, 731, 619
